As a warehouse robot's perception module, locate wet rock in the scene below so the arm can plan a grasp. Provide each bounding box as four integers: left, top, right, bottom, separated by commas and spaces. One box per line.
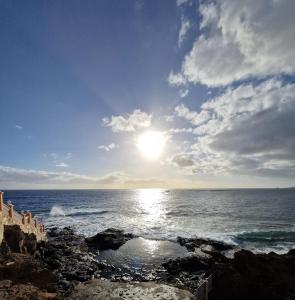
177, 236, 234, 252
163, 252, 212, 275
68, 279, 195, 300
85, 228, 135, 251
42, 227, 101, 295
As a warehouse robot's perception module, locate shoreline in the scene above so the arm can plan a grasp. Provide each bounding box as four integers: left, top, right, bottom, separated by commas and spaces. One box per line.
1, 226, 295, 299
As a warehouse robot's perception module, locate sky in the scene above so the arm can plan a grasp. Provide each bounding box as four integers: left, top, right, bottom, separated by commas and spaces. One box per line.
0, 0, 295, 189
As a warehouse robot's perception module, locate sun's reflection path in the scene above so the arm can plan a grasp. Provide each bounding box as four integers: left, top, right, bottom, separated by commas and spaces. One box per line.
136, 189, 166, 224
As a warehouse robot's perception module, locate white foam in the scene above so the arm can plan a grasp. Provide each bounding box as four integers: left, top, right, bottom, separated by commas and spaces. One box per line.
49, 206, 65, 217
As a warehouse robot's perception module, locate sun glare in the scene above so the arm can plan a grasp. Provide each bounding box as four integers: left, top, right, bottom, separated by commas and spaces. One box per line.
136, 131, 166, 160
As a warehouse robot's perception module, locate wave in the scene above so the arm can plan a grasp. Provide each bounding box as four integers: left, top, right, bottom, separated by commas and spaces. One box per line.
66, 210, 110, 217
233, 230, 295, 244
49, 206, 110, 218
49, 206, 65, 217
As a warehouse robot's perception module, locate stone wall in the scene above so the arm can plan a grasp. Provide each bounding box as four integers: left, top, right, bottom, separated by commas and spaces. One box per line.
0, 192, 46, 243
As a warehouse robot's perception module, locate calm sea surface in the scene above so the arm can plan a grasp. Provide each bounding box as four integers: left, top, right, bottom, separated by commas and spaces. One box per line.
3, 189, 295, 253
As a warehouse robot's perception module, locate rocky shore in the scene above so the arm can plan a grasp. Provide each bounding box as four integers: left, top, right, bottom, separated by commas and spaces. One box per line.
0, 225, 295, 299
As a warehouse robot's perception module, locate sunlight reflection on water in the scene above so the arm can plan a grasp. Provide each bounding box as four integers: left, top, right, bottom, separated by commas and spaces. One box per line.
136, 189, 166, 224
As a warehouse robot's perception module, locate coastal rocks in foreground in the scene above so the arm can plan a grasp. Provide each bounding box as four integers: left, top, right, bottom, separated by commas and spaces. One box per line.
3, 225, 39, 255
43, 227, 136, 295
68, 279, 194, 300
210, 249, 295, 300
43, 227, 100, 293
163, 236, 236, 275
85, 228, 135, 250
0, 253, 59, 300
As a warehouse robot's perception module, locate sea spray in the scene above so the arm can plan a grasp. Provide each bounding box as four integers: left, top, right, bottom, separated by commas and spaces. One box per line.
50, 206, 65, 217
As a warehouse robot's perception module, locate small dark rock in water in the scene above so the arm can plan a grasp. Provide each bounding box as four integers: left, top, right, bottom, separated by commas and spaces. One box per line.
85, 228, 135, 251
163, 237, 233, 275
177, 236, 234, 252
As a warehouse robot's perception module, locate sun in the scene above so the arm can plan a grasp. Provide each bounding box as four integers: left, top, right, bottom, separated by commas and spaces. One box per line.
136, 131, 166, 160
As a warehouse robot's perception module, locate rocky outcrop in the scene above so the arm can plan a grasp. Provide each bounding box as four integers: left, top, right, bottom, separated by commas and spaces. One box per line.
3, 225, 25, 253
0, 253, 59, 300
85, 228, 135, 250
3, 225, 39, 256
163, 236, 235, 275
68, 279, 195, 300
2, 226, 295, 300
177, 236, 235, 253
42, 227, 102, 294
210, 249, 295, 300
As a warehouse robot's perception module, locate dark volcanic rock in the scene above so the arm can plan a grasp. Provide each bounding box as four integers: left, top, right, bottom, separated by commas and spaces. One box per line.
163, 251, 214, 275
43, 227, 101, 295
0, 253, 59, 300
3, 225, 25, 253
85, 228, 135, 250
177, 236, 234, 252
23, 233, 38, 255
210, 249, 295, 300
164, 237, 234, 276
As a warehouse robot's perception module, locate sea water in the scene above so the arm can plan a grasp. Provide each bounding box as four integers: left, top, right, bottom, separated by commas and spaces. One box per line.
4, 188, 295, 253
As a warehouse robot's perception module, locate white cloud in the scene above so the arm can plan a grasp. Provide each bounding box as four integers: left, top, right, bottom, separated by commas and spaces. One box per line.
56, 162, 69, 168
15, 125, 23, 130
172, 79, 295, 178
165, 115, 174, 122
102, 109, 152, 132
168, 127, 193, 134
44, 152, 72, 168
176, 0, 190, 6
175, 104, 210, 126
171, 153, 195, 168
178, 18, 190, 47
0, 165, 165, 188
98, 143, 119, 152
174, 0, 295, 86
179, 89, 189, 98
168, 71, 187, 87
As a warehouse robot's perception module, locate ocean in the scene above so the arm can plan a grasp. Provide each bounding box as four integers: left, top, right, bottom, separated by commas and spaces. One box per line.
3, 189, 295, 253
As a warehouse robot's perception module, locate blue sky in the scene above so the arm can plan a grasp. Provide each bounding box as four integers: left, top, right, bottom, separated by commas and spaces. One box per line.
1, 0, 295, 189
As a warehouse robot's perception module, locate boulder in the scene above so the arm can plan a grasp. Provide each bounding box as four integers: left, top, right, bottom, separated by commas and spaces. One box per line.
3, 225, 25, 253
23, 233, 38, 255
69, 279, 194, 300
85, 228, 135, 251
163, 252, 213, 275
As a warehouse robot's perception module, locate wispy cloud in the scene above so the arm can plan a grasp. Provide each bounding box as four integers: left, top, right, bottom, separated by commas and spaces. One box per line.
176, 0, 190, 7
15, 125, 23, 130
102, 109, 152, 132
55, 162, 69, 168
98, 143, 119, 152
178, 17, 190, 47
44, 152, 72, 168
0, 165, 165, 188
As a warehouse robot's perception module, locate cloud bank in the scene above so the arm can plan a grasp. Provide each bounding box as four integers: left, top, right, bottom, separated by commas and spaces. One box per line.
172, 79, 295, 178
